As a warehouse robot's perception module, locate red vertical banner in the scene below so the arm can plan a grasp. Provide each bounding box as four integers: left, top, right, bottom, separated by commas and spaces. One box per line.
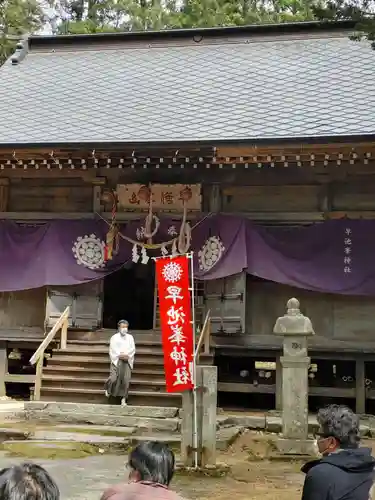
155, 255, 194, 393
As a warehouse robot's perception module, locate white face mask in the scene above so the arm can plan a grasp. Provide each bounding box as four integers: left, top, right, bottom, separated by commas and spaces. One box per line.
120, 327, 128, 335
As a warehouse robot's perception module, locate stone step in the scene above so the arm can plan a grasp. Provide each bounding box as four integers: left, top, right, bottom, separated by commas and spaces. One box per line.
43, 366, 109, 376
44, 424, 137, 436
25, 401, 179, 417
47, 356, 165, 368
39, 387, 181, 407
1, 424, 242, 458
41, 332, 213, 407
25, 404, 180, 432
67, 339, 167, 348
54, 348, 213, 363
55, 347, 165, 356
0, 401, 25, 421
42, 366, 166, 380
41, 375, 167, 392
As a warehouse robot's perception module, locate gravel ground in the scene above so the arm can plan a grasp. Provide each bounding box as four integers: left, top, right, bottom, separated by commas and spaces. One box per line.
4, 428, 375, 500
0, 435, 306, 500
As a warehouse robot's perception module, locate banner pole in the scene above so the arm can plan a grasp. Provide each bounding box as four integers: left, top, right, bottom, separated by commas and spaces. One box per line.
188, 251, 198, 469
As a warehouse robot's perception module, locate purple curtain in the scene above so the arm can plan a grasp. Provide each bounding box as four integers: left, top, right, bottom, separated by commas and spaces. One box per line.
1, 216, 375, 296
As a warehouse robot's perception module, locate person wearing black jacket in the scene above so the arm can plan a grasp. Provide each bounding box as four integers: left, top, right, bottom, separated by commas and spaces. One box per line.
302, 405, 375, 500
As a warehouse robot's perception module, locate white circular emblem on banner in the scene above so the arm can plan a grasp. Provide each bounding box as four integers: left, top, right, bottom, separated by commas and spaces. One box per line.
198, 236, 225, 271
162, 261, 183, 283
72, 234, 105, 270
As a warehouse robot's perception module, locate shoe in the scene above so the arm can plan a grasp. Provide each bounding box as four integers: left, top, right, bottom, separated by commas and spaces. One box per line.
121, 398, 127, 407
105, 390, 109, 398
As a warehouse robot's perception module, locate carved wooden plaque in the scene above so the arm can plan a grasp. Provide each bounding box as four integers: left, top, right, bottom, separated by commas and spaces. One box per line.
117, 184, 201, 211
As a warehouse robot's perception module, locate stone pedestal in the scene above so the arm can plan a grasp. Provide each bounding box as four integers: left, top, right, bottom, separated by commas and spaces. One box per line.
198, 365, 218, 467
181, 390, 194, 467
273, 298, 316, 456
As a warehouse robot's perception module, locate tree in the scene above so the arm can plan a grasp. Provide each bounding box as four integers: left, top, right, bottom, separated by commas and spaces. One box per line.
57, 0, 318, 34
58, 0, 172, 33
157, 0, 317, 29
0, 0, 43, 64
313, 1, 375, 48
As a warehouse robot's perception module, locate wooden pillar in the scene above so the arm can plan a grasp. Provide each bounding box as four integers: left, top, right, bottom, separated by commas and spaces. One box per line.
0, 341, 7, 397
61, 320, 68, 349
0, 179, 9, 212
275, 355, 282, 410
92, 177, 106, 212
355, 358, 366, 415
208, 184, 222, 213
34, 353, 44, 401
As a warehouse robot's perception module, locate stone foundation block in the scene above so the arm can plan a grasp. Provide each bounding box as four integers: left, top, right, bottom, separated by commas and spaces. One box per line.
217, 415, 266, 430
26, 411, 179, 432
273, 438, 318, 457
25, 402, 179, 419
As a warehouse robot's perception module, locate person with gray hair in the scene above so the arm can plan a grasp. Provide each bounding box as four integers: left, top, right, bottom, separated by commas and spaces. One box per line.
105, 320, 135, 407
302, 404, 375, 500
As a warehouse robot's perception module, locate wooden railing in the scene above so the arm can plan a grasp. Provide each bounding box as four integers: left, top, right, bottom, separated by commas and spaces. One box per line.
29, 306, 70, 400
194, 310, 211, 362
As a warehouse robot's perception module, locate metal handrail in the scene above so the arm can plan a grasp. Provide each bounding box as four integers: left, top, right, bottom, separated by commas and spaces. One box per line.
29, 306, 70, 400
194, 309, 211, 362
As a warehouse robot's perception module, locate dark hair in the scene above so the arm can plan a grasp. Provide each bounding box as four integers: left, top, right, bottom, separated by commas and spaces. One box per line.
317, 404, 360, 449
128, 441, 175, 486
0, 463, 59, 500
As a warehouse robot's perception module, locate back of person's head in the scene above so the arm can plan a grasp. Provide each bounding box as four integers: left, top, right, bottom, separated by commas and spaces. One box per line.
128, 441, 175, 486
0, 463, 59, 500
317, 404, 360, 449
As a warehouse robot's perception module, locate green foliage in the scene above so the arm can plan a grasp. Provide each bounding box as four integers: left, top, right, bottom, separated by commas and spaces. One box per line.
59, 0, 318, 34
313, 1, 375, 48
1, 0, 375, 69
0, 0, 43, 64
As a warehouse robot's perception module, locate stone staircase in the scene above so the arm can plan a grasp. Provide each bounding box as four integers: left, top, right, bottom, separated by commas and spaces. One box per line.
0, 401, 240, 460
39, 329, 214, 407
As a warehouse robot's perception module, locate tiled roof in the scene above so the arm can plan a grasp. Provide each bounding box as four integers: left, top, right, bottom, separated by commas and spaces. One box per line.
0, 25, 375, 145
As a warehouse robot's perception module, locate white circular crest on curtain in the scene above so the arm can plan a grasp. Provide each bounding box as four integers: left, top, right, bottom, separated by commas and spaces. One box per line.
72, 234, 105, 270
198, 236, 225, 271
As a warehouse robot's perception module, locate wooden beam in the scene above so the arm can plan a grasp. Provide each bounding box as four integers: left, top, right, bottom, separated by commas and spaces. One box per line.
0, 342, 7, 397
217, 381, 355, 398
355, 359, 366, 414
4, 374, 36, 384
1, 209, 375, 223
217, 382, 275, 393
0, 178, 9, 212
216, 142, 375, 159
92, 186, 103, 212
0, 170, 95, 180
207, 184, 222, 212
0, 210, 324, 222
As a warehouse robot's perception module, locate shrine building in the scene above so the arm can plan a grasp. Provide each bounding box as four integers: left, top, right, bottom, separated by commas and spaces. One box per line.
0, 19, 375, 412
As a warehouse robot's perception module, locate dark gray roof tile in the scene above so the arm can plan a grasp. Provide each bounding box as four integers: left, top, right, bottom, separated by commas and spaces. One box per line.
0, 34, 374, 144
